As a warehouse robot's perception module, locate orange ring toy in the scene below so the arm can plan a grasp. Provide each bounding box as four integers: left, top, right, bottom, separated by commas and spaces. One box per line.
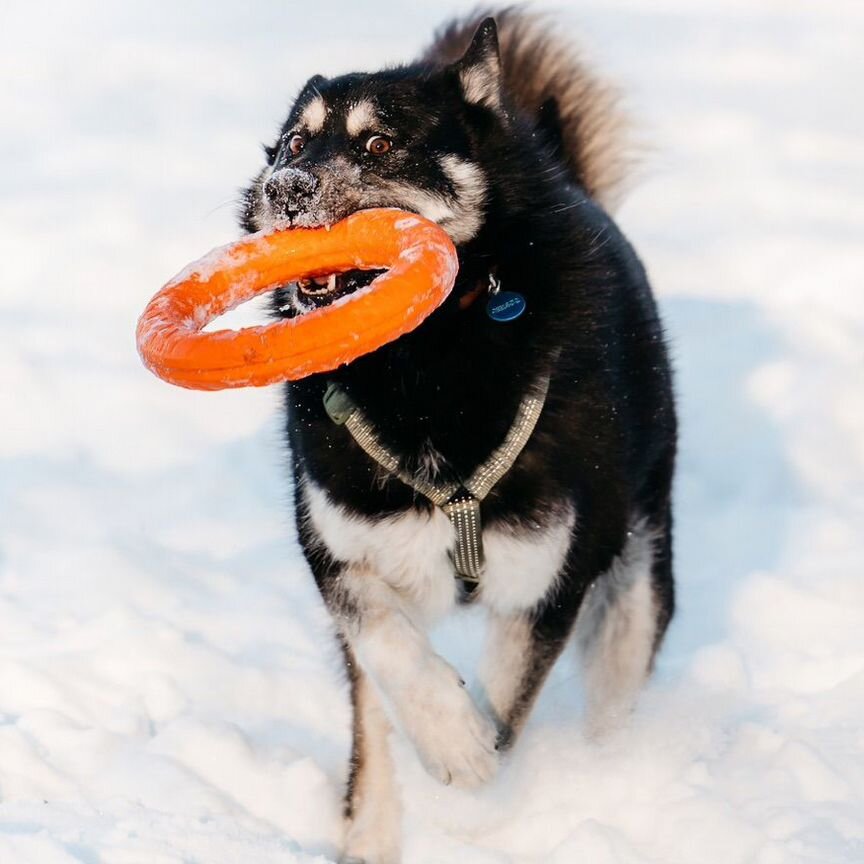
136, 209, 458, 390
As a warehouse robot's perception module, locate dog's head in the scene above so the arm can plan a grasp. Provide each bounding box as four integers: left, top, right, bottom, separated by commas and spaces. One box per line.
241, 19, 504, 258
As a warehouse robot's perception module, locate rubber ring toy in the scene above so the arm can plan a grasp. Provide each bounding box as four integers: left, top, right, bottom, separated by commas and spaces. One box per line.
136, 209, 458, 390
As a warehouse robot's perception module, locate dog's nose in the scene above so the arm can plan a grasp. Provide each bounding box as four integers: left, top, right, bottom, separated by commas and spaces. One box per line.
263, 168, 319, 216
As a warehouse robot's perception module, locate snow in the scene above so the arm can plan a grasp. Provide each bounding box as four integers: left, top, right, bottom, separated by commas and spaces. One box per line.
1, 1, 863, 862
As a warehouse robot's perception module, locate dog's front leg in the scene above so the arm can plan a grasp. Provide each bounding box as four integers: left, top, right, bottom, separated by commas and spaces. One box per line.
345, 570, 498, 790
340, 637, 402, 864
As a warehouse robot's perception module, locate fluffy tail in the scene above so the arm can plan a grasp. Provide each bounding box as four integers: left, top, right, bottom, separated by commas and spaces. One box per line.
422, 7, 633, 210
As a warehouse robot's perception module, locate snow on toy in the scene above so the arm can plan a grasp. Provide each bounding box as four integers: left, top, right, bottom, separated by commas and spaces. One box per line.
136, 209, 458, 390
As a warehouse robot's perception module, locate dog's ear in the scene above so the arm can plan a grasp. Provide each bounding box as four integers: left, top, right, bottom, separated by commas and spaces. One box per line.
456, 18, 502, 113
302, 74, 328, 95
295, 74, 329, 108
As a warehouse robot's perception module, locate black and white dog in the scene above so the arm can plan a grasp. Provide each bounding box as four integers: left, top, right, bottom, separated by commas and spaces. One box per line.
240, 10, 676, 863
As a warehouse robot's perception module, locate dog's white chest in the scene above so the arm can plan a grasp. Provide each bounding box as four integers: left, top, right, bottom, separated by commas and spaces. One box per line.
303, 479, 574, 618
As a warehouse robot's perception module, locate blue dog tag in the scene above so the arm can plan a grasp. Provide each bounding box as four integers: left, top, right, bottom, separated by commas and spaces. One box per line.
486, 291, 526, 322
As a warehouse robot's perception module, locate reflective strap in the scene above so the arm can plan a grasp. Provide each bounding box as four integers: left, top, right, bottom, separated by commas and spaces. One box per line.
324, 382, 459, 506
323, 376, 550, 583
441, 494, 483, 582
344, 411, 460, 506
464, 377, 550, 500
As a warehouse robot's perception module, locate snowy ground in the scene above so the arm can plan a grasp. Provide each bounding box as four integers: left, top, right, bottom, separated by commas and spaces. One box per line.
2, 0, 863, 861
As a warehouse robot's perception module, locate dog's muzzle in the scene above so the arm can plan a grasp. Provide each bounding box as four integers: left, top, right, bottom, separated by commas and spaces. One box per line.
263, 168, 319, 220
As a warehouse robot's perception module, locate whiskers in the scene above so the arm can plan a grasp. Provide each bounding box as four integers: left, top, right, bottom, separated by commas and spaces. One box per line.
203, 198, 243, 220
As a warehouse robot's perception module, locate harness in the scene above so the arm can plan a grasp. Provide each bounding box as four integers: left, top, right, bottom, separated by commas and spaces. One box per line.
322, 374, 550, 589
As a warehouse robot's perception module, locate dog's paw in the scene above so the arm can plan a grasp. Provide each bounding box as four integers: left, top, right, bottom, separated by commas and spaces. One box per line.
397, 659, 498, 788
343, 815, 400, 864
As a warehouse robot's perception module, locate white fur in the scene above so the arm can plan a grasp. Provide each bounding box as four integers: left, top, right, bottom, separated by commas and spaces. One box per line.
576, 522, 658, 737
438, 155, 487, 245
374, 181, 458, 239
346, 100, 378, 137
304, 478, 457, 622
357, 618, 497, 788
300, 97, 327, 133
480, 504, 575, 614
440, 155, 487, 205
303, 478, 573, 619
372, 157, 487, 246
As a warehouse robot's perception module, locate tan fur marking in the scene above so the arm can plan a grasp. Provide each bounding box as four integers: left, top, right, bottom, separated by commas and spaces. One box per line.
576, 523, 659, 738
346, 100, 378, 137
343, 671, 401, 864
479, 613, 534, 732
300, 97, 327, 133
460, 62, 502, 110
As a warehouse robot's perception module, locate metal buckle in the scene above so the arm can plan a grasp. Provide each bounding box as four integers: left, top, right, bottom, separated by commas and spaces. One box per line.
323, 382, 356, 425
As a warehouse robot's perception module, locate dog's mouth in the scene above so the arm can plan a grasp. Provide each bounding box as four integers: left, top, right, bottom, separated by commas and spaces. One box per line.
295, 269, 381, 308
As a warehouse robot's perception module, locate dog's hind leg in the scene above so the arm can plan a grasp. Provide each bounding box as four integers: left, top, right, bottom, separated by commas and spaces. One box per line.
478, 506, 665, 751
479, 570, 595, 751
575, 516, 671, 739
341, 641, 401, 864
479, 611, 554, 749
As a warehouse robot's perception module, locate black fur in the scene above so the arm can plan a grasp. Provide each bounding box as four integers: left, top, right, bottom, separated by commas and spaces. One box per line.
240, 9, 677, 849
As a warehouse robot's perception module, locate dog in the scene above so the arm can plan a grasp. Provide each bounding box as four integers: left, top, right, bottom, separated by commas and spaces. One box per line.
240, 10, 676, 863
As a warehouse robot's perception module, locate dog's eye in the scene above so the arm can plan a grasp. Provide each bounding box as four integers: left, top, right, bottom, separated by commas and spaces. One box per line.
287, 134, 305, 157
365, 135, 392, 155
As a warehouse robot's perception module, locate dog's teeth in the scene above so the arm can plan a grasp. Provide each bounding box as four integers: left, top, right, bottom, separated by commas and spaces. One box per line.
327, 273, 337, 292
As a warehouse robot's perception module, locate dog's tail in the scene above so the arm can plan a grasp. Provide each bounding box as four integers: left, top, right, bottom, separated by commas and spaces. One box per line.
423, 7, 633, 210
